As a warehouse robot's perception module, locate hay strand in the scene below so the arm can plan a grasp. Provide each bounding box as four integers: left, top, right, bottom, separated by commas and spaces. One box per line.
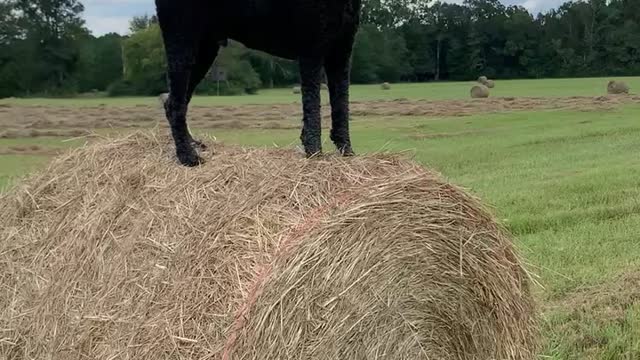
0, 131, 538, 359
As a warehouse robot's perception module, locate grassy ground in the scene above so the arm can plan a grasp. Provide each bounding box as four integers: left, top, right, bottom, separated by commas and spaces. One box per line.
0, 156, 48, 190
1, 76, 639, 107
2, 78, 640, 359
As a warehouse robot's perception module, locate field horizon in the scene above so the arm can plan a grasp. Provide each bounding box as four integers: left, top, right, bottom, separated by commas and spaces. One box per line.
2, 76, 640, 107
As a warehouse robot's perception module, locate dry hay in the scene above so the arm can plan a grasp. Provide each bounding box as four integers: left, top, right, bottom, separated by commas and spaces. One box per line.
478, 76, 488, 84
0, 131, 538, 359
549, 271, 640, 320
471, 85, 490, 98
381, 82, 392, 90
3, 96, 640, 134
607, 80, 629, 95
0, 128, 88, 139
292, 86, 302, 94
0, 145, 63, 156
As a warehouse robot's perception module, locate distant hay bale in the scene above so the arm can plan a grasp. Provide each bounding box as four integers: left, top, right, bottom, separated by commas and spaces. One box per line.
158, 92, 169, 107
292, 86, 301, 94
381, 82, 391, 90
477, 76, 495, 88
0, 131, 538, 360
607, 80, 629, 95
471, 84, 490, 98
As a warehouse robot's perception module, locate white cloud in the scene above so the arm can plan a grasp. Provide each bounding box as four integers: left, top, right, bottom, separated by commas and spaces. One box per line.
520, 0, 540, 12
518, 0, 564, 14
84, 0, 149, 5
82, 0, 154, 35
84, 15, 132, 36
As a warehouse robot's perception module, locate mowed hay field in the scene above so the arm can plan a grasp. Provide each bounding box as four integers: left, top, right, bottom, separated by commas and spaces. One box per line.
2, 77, 640, 359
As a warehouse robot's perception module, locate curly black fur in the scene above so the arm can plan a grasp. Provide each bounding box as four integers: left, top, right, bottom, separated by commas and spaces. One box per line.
155, 0, 361, 166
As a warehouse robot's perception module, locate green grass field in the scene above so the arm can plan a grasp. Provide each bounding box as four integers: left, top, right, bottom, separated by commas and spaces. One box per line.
1, 76, 639, 107
2, 78, 640, 359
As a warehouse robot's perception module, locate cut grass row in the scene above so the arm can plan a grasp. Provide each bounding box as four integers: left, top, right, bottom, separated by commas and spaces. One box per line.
1, 76, 639, 107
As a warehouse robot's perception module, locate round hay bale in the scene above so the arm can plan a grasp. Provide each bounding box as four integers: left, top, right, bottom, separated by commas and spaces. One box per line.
485, 79, 495, 88
471, 84, 490, 98
0, 131, 538, 360
607, 80, 629, 95
381, 82, 391, 90
478, 76, 488, 84
292, 86, 301, 94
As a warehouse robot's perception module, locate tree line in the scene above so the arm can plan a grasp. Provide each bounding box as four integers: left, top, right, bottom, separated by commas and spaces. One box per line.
1, 0, 640, 98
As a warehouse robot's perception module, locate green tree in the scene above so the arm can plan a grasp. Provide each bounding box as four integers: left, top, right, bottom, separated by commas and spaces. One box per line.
0, 1, 20, 46
197, 41, 262, 95
115, 26, 263, 96
352, 24, 382, 83
129, 14, 158, 33
0, 0, 23, 97
401, 20, 434, 81
13, 0, 87, 94
113, 23, 166, 96
248, 51, 298, 89
76, 33, 124, 92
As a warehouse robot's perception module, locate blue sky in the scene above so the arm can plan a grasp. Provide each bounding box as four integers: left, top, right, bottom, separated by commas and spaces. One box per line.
84, 0, 155, 36
83, 0, 564, 36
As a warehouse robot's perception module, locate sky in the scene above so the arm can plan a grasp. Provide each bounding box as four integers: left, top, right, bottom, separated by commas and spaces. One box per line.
84, 0, 154, 36
83, 0, 564, 36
